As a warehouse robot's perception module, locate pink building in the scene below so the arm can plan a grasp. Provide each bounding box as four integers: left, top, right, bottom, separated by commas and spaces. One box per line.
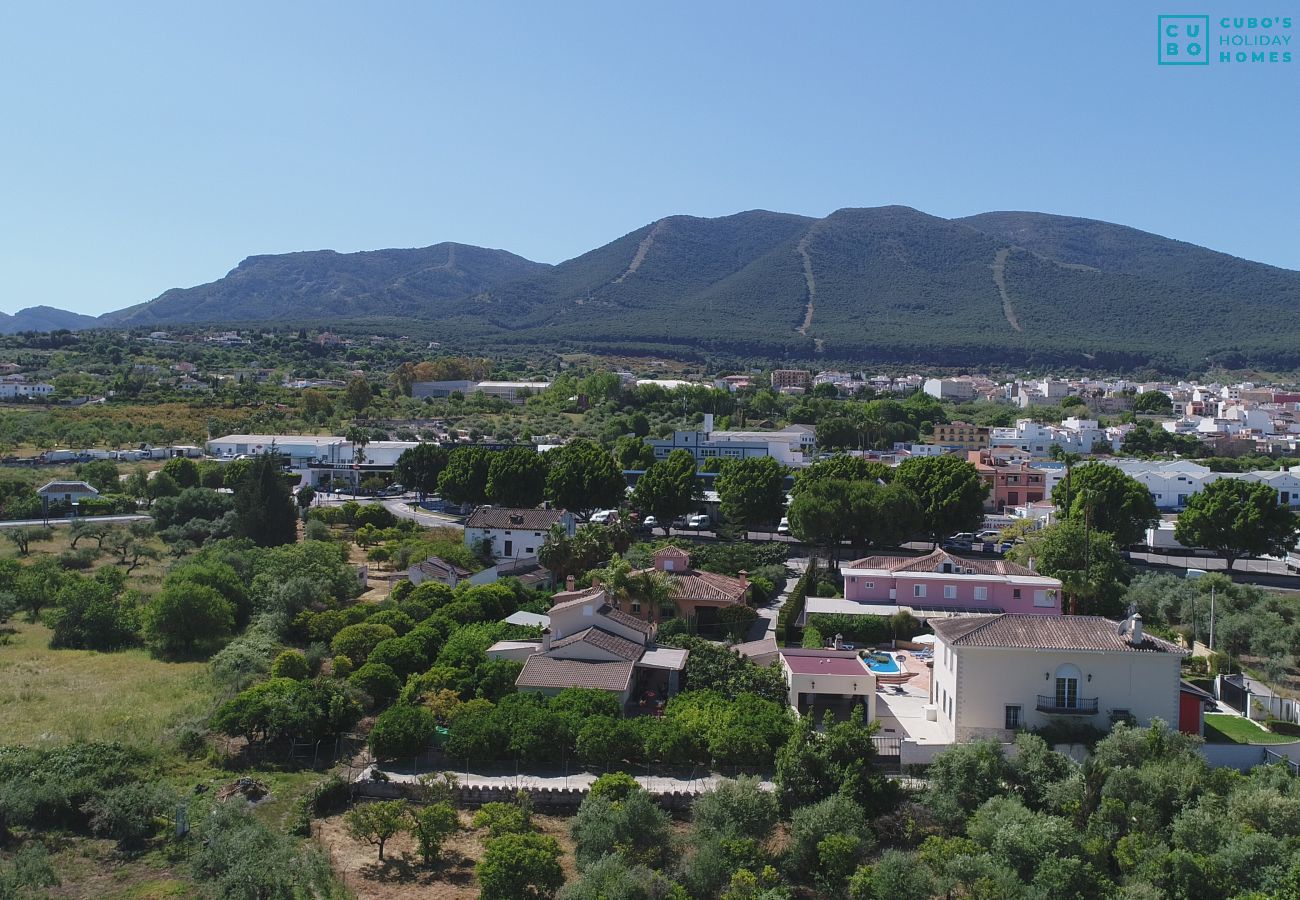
839, 549, 1062, 616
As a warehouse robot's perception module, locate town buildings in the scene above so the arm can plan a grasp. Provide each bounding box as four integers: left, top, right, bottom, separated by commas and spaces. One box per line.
646, 414, 815, 467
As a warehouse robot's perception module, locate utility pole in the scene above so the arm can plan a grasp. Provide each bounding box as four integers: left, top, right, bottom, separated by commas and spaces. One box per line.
1208, 584, 1217, 653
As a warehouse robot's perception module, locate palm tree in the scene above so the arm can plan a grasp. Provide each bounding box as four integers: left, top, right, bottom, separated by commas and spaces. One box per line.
1049, 445, 1084, 513
627, 569, 677, 625
345, 427, 370, 493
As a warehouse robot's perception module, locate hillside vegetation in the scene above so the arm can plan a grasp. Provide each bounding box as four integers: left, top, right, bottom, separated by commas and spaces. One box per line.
20, 205, 1300, 369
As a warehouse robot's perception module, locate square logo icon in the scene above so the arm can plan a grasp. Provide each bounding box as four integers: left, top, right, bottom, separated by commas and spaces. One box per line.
1159, 15, 1211, 64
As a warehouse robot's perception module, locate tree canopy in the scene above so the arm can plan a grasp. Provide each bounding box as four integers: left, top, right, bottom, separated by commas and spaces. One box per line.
1176, 479, 1299, 571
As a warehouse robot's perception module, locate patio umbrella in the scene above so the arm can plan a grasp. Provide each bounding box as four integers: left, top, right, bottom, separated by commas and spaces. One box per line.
912, 634, 937, 645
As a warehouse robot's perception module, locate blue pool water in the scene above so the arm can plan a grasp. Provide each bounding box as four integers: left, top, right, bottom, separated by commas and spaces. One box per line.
863, 653, 902, 674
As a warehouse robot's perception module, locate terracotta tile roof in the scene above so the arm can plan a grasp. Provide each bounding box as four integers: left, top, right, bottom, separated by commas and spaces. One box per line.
516, 657, 635, 693
465, 507, 566, 530
599, 604, 654, 635
632, 567, 748, 604
547, 587, 655, 636
549, 626, 644, 662
932, 614, 1187, 654
843, 548, 1040, 578
410, 556, 472, 579
548, 586, 608, 613
37, 480, 99, 494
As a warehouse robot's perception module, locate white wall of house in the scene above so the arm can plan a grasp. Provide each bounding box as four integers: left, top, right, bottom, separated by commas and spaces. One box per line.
465, 526, 549, 561
934, 639, 1182, 742
780, 665, 877, 721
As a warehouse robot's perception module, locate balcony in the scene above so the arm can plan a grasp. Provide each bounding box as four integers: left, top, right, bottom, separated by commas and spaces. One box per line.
1036, 695, 1099, 715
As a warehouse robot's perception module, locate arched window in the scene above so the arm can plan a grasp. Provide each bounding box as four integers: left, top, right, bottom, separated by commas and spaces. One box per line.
1054, 663, 1081, 709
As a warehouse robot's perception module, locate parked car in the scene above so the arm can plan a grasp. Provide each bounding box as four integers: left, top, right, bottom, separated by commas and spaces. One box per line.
588, 509, 618, 526
687, 513, 710, 529
943, 532, 975, 551
641, 515, 659, 531
777, 516, 790, 535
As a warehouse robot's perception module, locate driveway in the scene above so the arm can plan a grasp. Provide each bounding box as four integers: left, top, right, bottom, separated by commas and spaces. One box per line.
746, 557, 807, 643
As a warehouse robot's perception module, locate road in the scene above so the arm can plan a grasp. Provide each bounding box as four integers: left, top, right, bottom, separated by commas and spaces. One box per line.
0, 514, 149, 529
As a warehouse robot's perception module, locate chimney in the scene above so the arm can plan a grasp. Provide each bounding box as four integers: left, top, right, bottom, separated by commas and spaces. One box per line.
1127, 613, 1144, 645
703, 413, 714, 434
738, 569, 749, 590
833, 633, 843, 650
565, 575, 575, 592
1027, 557, 1036, 573
541, 627, 552, 652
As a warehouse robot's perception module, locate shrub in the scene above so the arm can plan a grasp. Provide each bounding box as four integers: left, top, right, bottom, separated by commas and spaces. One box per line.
572, 789, 672, 870
270, 650, 309, 680
331, 623, 397, 666
477, 831, 565, 900
366, 608, 415, 636
367, 635, 429, 679
410, 801, 459, 866
144, 583, 234, 657
474, 797, 534, 836
801, 626, 824, 649
331, 654, 354, 677
369, 704, 437, 759
576, 720, 643, 766
589, 772, 641, 802
788, 795, 872, 880
82, 781, 178, 850
349, 663, 402, 708
692, 776, 779, 842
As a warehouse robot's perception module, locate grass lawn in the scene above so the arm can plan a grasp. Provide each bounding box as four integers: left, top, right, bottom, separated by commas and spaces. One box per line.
0, 620, 212, 747
1204, 713, 1299, 745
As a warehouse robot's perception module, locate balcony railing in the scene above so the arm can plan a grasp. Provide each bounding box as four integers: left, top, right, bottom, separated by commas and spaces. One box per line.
1036, 695, 1099, 715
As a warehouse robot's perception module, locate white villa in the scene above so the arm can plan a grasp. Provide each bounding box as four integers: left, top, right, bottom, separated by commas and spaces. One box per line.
929, 613, 1185, 742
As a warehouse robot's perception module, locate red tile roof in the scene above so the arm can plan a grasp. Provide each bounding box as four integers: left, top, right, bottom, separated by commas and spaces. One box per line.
550, 626, 644, 661
933, 614, 1186, 654
466, 507, 566, 530
843, 548, 1040, 578
632, 567, 748, 604
516, 657, 635, 693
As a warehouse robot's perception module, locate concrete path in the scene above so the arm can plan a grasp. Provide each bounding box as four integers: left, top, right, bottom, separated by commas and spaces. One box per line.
361, 763, 771, 795
747, 557, 807, 643
0, 514, 149, 529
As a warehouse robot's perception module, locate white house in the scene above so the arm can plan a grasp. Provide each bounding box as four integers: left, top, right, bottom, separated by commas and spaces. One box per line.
646, 414, 815, 467
923, 378, 976, 401
490, 581, 687, 705
929, 613, 1185, 742
463, 507, 575, 562
36, 480, 100, 505
777, 649, 877, 720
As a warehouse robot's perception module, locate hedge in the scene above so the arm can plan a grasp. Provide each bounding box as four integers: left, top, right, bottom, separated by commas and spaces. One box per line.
806, 611, 924, 646
801, 626, 824, 649
777, 560, 818, 645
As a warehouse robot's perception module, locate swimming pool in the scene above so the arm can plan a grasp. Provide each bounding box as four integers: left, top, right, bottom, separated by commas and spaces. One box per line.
862, 652, 903, 674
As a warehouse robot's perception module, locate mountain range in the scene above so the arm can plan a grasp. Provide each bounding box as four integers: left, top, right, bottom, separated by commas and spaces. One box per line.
8, 207, 1300, 370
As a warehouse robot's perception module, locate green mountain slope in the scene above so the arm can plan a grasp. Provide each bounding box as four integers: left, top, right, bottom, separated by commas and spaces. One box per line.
0, 306, 99, 335
12, 205, 1300, 371
102, 243, 549, 326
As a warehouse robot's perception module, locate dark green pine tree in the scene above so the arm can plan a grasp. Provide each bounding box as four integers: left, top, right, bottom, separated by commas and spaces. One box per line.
234, 450, 298, 547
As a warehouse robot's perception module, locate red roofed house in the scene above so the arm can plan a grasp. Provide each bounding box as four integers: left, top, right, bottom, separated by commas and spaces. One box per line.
930, 612, 1186, 742
488, 581, 688, 707
778, 648, 877, 721
625, 546, 751, 630
840, 548, 1062, 616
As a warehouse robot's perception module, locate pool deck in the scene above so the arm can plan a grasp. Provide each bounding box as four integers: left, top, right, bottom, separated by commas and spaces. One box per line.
873, 650, 950, 745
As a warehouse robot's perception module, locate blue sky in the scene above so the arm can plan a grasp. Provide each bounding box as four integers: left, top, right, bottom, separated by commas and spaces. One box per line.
2, 1, 1297, 316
